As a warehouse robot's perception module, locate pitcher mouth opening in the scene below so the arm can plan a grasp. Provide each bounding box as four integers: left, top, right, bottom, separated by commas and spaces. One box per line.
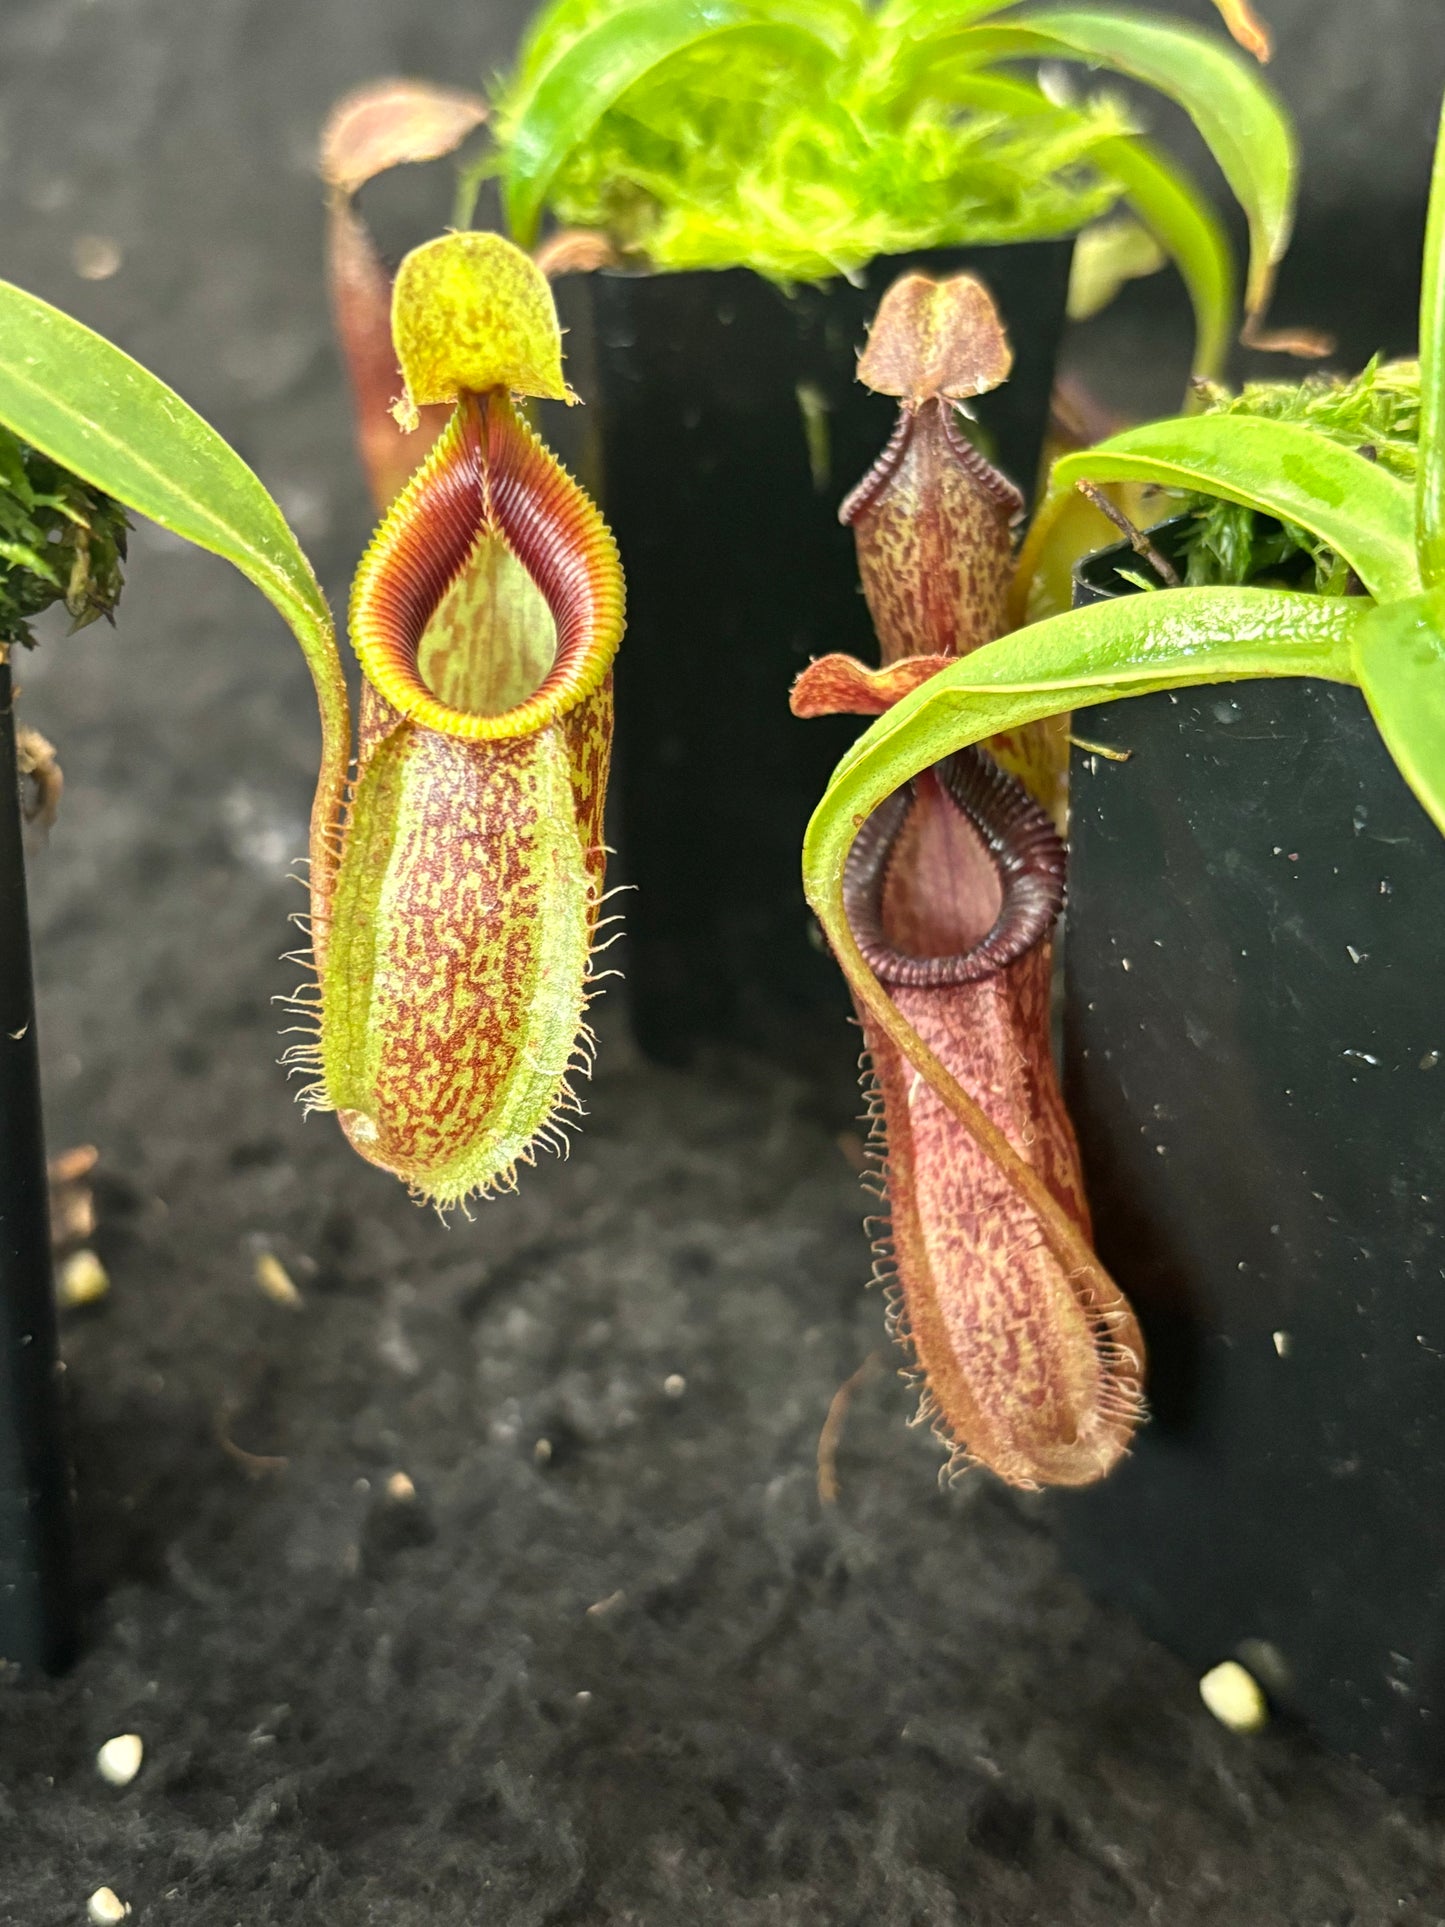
842, 748, 1065, 989
349, 388, 623, 741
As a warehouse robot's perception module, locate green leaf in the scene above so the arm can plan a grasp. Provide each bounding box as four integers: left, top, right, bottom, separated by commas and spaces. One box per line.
0, 276, 349, 904
913, 7, 1295, 319
0, 279, 332, 649
1017, 416, 1421, 608
807, 585, 1361, 905
1354, 589, 1445, 835
874, 0, 1022, 35
945, 71, 1234, 381
1087, 134, 1234, 380
500, 0, 851, 247
801, 585, 1363, 1216
1417, 95, 1445, 586
867, 0, 1026, 69
834, 582, 1361, 787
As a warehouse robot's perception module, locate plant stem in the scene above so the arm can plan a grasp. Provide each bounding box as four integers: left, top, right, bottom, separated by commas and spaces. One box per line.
0, 647, 76, 1671
1075, 480, 1182, 586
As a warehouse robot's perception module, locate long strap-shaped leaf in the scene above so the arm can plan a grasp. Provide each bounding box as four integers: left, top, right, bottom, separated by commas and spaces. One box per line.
904, 8, 1294, 323
1418, 94, 1445, 586
874, 0, 1025, 35
945, 71, 1235, 381
1087, 134, 1234, 382
803, 587, 1363, 1315
1377, 100, 1445, 823
1014, 416, 1421, 611
0, 278, 349, 932
878, 0, 1272, 54
1355, 589, 1445, 837
500, 0, 853, 247
818, 586, 1361, 805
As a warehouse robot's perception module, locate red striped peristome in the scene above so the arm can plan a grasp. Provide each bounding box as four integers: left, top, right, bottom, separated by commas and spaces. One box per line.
306, 385, 625, 1209
350, 389, 622, 742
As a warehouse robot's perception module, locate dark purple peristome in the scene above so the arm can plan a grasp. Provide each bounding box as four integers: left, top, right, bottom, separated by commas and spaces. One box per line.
843, 747, 1066, 989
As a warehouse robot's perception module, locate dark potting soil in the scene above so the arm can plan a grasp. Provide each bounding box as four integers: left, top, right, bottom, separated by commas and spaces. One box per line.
4, 0, 1445, 1921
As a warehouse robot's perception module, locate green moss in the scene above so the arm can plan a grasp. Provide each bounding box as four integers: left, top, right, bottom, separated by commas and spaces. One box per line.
1178, 359, 1419, 593
533, 75, 1125, 280
0, 425, 128, 648
492, 2, 1136, 282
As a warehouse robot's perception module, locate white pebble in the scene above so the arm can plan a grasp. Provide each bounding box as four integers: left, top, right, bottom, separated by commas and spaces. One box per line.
95, 1733, 143, 1787
1199, 1660, 1268, 1733
72, 235, 123, 282
385, 1471, 416, 1503
58, 1250, 109, 1309
87, 1890, 131, 1925
663, 1373, 686, 1399
254, 1251, 302, 1308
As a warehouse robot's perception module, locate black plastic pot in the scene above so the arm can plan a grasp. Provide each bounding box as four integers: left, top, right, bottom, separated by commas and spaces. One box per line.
0, 654, 75, 1672
575, 241, 1073, 1104
1057, 532, 1445, 1791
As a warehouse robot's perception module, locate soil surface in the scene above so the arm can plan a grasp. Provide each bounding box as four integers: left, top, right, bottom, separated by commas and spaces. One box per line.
4, 2, 1445, 1922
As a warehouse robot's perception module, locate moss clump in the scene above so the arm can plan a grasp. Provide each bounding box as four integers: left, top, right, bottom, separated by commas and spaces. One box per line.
518, 73, 1129, 282
1178, 358, 1418, 593
0, 425, 128, 648
491, 1, 1138, 283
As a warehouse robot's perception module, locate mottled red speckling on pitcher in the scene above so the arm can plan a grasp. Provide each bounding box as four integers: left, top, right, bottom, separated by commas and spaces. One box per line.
793, 272, 1144, 1488
292, 229, 624, 1210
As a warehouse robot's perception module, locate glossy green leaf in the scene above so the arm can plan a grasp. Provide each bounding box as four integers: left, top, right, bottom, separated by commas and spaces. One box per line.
816, 584, 1360, 822
1417, 94, 1445, 586
500, 0, 850, 247
1354, 589, 1445, 835
801, 584, 1363, 1183
1017, 416, 1421, 608
912, 8, 1295, 318
0, 276, 349, 901
0, 280, 331, 646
